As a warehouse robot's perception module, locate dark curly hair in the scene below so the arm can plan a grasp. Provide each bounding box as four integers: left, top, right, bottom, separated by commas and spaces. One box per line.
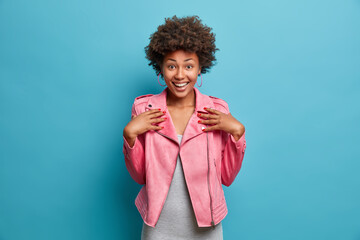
144, 15, 219, 76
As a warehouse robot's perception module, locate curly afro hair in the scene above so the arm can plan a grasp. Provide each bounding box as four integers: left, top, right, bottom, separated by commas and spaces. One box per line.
144, 15, 219, 76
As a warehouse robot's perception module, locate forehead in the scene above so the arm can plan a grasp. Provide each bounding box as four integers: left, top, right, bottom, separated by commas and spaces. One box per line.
164, 49, 199, 61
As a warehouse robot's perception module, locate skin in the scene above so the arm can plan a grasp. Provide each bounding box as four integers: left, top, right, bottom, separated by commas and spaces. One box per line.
123, 49, 245, 147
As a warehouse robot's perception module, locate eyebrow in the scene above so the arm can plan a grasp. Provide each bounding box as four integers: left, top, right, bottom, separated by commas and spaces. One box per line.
167, 58, 194, 62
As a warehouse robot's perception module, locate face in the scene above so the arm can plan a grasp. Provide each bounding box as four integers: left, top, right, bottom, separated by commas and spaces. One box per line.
161, 49, 201, 101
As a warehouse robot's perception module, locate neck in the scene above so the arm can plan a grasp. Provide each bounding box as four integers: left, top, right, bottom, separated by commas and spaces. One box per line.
166, 88, 196, 108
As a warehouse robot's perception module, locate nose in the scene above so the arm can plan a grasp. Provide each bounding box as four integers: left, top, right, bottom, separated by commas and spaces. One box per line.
175, 67, 185, 80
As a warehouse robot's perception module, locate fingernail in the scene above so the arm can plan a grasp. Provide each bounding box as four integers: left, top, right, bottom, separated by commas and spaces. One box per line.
202, 128, 205, 131
204, 107, 207, 110
198, 120, 201, 123
163, 111, 166, 113
162, 126, 164, 128
164, 117, 167, 120
158, 108, 161, 110
197, 113, 201, 116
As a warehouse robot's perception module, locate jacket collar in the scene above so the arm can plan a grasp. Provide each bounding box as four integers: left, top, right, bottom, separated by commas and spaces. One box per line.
145, 86, 215, 145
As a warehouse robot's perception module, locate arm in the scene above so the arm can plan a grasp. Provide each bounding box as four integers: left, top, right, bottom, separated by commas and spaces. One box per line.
220, 108, 247, 187
122, 102, 146, 185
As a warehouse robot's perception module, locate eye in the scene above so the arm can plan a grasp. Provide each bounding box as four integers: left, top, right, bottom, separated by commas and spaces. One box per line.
186, 65, 193, 69
168, 65, 175, 70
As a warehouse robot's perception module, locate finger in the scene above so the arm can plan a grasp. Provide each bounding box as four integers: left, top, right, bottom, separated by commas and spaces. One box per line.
147, 109, 164, 114
198, 119, 219, 125
198, 113, 218, 119
151, 117, 167, 123
204, 107, 222, 114
149, 110, 166, 118
148, 108, 162, 112
151, 124, 164, 131
202, 125, 218, 132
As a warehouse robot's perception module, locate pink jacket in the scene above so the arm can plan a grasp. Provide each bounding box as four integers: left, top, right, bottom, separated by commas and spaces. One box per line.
123, 87, 247, 228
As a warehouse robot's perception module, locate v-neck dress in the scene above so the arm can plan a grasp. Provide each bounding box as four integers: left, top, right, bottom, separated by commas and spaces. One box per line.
141, 134, 223, 240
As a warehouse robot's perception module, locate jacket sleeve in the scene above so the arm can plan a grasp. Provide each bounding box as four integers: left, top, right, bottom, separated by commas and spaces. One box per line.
220, 105, 247, 187
122, 101, 146, 185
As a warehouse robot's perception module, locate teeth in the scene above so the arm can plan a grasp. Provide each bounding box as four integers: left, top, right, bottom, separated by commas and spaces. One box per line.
173, 82, 189, 87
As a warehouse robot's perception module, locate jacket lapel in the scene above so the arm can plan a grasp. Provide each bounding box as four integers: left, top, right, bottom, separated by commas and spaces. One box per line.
144, 87, 215, 145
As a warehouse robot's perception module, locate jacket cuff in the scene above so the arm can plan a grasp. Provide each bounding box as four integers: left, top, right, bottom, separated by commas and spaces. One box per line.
123, 135, 139, 150
230, 129, 246, 151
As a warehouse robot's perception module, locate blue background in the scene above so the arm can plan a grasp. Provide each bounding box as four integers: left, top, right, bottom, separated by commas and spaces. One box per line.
1, 0, 359, 239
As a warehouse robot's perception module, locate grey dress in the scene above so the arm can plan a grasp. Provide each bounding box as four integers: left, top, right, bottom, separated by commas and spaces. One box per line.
141, 134, 223, 240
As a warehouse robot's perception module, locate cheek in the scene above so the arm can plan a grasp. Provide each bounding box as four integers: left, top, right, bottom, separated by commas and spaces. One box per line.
162, 71, 173, 81
187, 72, 199, 81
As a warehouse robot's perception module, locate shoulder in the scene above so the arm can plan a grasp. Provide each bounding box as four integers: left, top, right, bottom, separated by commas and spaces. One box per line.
133, 93, 154, 105
209, 95, 229, 114
131, 93, 154, 116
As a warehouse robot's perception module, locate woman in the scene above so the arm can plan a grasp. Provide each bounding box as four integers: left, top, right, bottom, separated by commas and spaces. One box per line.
123, 15, 246, 239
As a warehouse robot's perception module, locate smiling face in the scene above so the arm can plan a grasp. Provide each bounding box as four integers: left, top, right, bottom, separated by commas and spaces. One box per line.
161, 49, 201, 103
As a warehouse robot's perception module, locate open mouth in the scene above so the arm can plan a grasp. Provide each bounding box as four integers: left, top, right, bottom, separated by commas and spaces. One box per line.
172, 81, 190, 88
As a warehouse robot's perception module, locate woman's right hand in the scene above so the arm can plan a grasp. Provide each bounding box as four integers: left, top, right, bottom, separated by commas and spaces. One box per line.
123, 109, 166, 145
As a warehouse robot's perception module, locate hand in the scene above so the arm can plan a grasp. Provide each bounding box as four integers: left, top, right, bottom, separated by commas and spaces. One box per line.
197, 107, 245, 140
123, 109, 166, 140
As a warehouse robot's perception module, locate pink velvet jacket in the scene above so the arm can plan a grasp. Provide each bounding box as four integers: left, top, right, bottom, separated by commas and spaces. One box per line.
123, 87, 247, 228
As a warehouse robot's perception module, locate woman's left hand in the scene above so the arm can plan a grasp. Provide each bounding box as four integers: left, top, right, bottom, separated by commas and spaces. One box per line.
197, 107, 245, 141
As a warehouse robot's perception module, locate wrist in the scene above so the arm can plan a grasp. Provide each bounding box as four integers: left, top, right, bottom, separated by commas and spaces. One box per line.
230, 126, 245, 141
123, 126, 138, 140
